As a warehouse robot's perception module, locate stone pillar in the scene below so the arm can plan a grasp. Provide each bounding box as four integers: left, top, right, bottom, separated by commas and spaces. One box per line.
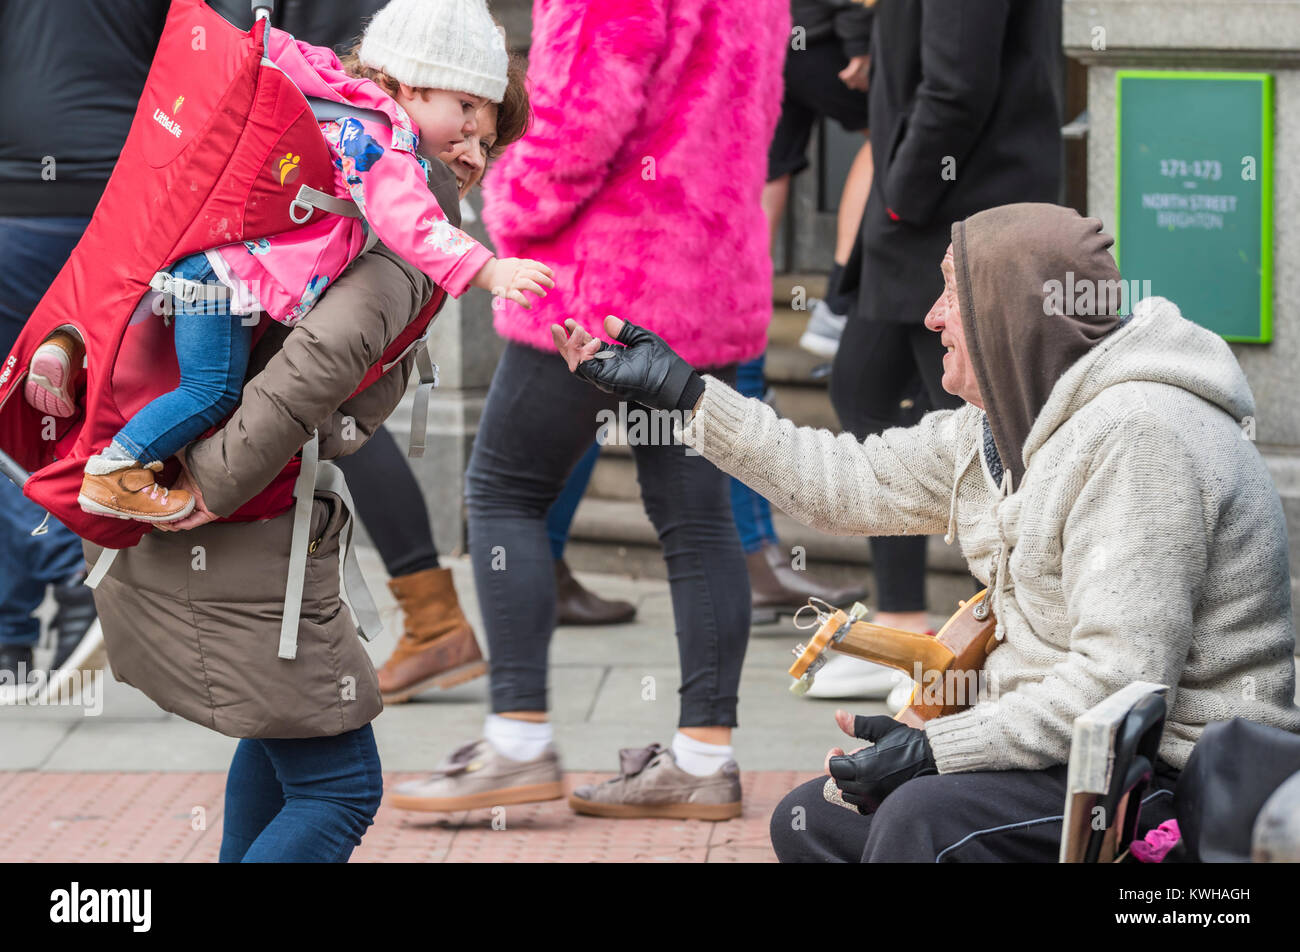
1064, 0, 1300, 602
376, 0, 533, 559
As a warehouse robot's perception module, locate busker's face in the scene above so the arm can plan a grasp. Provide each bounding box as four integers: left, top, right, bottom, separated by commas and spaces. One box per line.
437, 103, 498, 199
395, 84, 489, 160
924, 244, 984, 410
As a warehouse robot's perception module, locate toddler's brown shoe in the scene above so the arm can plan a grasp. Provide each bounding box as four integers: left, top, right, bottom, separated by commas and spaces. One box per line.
25, 330, 85, 418
78, 455, 195, 523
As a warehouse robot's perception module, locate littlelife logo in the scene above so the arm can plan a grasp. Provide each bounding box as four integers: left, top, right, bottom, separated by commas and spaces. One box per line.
49, 882, 151, 933
152, 107, 183, 138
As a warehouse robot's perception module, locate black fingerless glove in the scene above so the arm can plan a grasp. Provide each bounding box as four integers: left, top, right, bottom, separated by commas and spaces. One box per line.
575, 320, 704, 414
828, 715, 938, 815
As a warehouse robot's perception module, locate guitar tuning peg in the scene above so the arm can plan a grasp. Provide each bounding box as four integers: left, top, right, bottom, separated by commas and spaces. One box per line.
849, 601, 868, 621
792, 643, 806, 657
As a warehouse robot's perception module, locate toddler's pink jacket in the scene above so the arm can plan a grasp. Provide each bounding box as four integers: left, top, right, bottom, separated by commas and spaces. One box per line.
211, 29, 491, 325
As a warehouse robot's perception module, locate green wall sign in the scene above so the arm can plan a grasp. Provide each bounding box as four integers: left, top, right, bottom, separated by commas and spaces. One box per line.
1115, 71, 1273, 343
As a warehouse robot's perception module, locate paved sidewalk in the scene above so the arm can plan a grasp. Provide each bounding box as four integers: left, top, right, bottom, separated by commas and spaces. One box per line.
1, 552, 889, 862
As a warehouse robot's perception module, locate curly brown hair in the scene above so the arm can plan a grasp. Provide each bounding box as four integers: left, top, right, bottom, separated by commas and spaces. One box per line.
488, 54, 531, 161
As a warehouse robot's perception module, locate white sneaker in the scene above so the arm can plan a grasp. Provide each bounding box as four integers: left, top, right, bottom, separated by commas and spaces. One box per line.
886, 677, 917, 712
803, 655, 908, 700
799, 299, 848, 359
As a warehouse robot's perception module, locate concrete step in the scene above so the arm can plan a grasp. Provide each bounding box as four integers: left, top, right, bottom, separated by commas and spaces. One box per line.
773, 272, 828, 305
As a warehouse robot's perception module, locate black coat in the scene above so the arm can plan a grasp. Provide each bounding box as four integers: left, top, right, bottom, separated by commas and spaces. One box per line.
206, 0, 388, 52
844, 0, 1063, 324
0, 0, 169, 216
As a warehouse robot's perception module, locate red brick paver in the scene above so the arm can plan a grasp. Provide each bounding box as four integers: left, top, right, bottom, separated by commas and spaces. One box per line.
0, 771, 816, 862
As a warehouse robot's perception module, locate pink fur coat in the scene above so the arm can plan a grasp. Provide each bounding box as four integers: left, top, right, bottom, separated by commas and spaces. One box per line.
482, 0, 791, 368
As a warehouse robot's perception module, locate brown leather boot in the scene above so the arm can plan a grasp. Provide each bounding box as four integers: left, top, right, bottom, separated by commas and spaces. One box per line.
377, 567, 487, 703
555, 558, 636, 626
747, 543, 867, 623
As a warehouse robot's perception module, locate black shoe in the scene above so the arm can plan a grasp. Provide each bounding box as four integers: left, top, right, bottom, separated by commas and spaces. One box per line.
51, 570, 99, 670
0, 644, 34, 686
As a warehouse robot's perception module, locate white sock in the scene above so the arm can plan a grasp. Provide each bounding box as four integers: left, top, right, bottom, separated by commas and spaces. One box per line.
671, 731, 734, 777
484, 714, 553, 762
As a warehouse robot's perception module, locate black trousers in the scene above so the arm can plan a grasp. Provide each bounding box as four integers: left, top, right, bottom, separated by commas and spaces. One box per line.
336, 425, 441, 579
465, 342, 749, 726
828, 317, 961, 612
769, 764, 1180, 862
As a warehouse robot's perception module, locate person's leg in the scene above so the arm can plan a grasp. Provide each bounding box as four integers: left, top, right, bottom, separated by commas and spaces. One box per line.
546, 439, 601, 561
466, 342, 615, 717
235, 724, 384, 863
112, 260, 252, 465
770, 776, 873, 862
834, 136, 873, 268
632, 366, 750, 738
218, 738, 285, 864
829, 316, 930, 628
728, 356, 779, 555
335, 426, 439, 577
0, 217, 93, 659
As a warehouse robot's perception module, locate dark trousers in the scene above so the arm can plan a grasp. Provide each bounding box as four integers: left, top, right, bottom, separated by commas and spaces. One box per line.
336, 425, 441, 578
0, 217, 91, 645
829, 317, 960, 612
466, 342, 749, 727
769, 764, 1179, 862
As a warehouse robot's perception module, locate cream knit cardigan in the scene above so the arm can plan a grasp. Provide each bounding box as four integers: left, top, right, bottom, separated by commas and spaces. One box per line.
680, 298, 1300, 772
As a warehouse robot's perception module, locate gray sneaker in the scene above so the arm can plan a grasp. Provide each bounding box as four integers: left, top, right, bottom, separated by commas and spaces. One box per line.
569, 743, 742, 820
387, 739, 565, 813
799, 298, 848, 358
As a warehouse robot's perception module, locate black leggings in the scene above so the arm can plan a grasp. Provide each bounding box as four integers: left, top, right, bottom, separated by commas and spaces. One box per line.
335, 425, 440, 578
465, 342, 749, 727
828, 318, 960, 612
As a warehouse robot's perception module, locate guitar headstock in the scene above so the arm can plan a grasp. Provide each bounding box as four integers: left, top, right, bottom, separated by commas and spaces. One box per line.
788, 599, 868, 695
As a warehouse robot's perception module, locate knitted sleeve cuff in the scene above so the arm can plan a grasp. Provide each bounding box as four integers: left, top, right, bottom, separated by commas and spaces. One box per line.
923, 708, 1000, 774
677, 374, 752, 464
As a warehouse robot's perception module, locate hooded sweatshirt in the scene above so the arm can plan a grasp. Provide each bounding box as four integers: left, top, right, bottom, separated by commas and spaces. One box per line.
679, 209, 1300, 772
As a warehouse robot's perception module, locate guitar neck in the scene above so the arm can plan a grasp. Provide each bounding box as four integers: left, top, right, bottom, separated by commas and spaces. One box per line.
833, 621, 955, 679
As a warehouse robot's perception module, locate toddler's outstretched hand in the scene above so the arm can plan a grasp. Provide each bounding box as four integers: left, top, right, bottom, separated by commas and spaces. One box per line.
472, 256, 555, 309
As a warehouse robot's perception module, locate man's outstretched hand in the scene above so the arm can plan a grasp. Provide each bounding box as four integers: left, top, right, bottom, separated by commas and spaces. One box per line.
551, 316, 705, 414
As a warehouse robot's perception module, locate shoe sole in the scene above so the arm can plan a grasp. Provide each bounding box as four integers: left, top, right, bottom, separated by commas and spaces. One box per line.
381, 659, 488, 704
567, 794, 742, 821
387, 779, 566, 813
25, 347, 78, 418
77, 493, 196, 523
799, 330, 841, 359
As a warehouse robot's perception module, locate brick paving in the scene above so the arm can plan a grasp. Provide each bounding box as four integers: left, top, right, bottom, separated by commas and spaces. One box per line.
0, 769, 815, 863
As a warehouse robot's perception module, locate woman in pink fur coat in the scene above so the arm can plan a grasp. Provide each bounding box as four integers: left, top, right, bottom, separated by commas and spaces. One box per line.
396, 0, 791, 819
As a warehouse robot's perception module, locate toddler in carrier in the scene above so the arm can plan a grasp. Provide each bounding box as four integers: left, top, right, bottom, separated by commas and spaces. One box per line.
23, 0, 553, 524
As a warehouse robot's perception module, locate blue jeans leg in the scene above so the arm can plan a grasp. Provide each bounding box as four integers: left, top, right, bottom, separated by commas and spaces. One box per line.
113, 256, 252, 464
0, 217, 93, 646
728, 356, 778, 555
220, 724, 383, 863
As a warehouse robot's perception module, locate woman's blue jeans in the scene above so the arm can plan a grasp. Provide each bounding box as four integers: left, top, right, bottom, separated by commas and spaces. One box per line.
219, 723, 383, 863
113, 253, 252, 464
728, 356, 778, 554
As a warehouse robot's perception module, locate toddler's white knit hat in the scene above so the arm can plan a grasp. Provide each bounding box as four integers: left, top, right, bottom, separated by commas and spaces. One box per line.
359, 0, 508, 102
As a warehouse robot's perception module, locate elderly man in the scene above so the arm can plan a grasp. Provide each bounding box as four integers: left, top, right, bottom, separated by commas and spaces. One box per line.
554, 202, 1300, 862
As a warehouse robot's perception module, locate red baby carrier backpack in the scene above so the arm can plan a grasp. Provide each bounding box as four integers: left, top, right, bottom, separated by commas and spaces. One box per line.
0, 0, 443, 554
